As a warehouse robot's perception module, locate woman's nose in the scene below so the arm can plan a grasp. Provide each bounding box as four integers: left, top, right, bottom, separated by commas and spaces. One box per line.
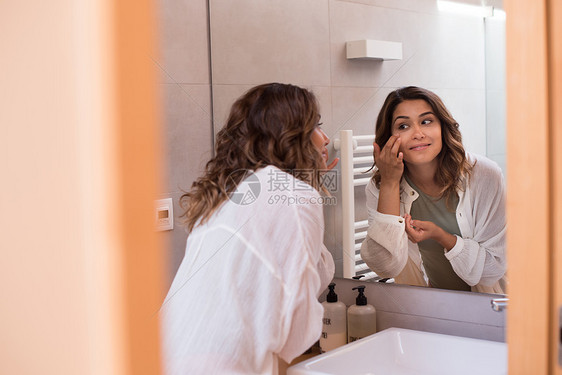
412, 124, 425, 139
321, 129, 330, 145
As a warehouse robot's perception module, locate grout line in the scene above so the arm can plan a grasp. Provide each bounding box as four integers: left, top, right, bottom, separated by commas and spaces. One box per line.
206, 0, 216, 157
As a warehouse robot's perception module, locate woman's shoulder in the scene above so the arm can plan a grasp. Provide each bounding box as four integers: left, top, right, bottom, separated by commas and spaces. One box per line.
250, 166, 323, 219
254, 165, 321, 198
466, 152, 504, 184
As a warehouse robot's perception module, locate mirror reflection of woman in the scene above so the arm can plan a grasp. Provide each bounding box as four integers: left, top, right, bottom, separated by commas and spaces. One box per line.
160, 83, 338, 374
361, 86, 506, 293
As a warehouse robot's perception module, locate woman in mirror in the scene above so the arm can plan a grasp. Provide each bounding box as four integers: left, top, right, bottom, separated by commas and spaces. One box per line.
160, 83, 338, 374
361, 86, 506, 293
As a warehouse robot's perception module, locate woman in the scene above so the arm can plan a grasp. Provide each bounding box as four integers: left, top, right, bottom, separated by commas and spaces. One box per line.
360, 86, 506, 293
160, 83, 338, 374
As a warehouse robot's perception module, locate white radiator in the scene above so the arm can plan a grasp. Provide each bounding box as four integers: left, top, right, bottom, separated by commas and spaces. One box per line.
333, 130, 378, 280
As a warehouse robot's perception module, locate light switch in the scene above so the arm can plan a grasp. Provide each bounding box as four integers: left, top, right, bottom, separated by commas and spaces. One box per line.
155, 198, 174, 231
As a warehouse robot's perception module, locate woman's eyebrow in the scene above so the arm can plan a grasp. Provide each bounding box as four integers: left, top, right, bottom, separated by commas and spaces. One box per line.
393, 111, 435, 124
419, 111, 434, 117
393, 115, 409, 124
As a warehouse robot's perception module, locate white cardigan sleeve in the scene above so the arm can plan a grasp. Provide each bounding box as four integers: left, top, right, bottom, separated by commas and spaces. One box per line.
277, 189, 335, 362
360, 181, 410, 278
445, 156, 507, 287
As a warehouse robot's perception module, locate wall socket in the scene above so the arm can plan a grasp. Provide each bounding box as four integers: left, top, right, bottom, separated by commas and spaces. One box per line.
155, 198, 173, 231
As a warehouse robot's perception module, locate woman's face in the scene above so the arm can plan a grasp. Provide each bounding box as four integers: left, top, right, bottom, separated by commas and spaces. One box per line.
311, 126, 329, 169
391, 99, 442, 167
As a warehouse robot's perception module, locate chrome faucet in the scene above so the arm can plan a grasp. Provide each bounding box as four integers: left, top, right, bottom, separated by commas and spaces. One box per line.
491, 297, 509, 312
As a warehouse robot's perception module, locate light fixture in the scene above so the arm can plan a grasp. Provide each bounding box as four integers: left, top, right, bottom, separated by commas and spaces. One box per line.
437, 0, 494, 18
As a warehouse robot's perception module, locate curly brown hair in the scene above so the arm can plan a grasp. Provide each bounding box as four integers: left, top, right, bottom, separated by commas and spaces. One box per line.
180, 83, 325, 233
372, 86, 473, 208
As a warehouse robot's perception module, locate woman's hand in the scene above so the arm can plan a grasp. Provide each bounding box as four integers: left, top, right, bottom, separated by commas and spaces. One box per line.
374, 135, 404, 186
404, 214, 438, 243
375, 136, 403, 216
326, 157, 339, 171
404, 214, 457, 251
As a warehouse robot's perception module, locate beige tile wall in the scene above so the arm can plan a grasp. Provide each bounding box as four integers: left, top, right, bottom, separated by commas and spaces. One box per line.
485, 14, 506, 173
155, 0, 213, 287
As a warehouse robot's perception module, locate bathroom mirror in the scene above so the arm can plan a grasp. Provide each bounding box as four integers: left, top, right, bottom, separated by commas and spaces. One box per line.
206, 0, 506, 293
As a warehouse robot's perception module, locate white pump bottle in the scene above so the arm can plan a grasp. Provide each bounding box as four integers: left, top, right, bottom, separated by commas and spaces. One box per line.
320, 282, 347, 352
347, 285, 376, 343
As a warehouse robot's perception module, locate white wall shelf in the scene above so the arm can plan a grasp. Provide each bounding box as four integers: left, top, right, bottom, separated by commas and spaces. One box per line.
346, 39, 402, 61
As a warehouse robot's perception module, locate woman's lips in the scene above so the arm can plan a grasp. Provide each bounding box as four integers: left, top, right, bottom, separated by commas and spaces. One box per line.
409, 144, 430, 151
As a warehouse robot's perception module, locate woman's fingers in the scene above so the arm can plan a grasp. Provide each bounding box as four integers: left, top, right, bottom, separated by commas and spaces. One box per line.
380, 135, 397, 156
376, 135, 404, 184
404, 215, 426, 243
405, 224, 417, 242
326, 157, 339, 171
377, 136, 402, 163
373, 142, 381, 161
389, 136, 401, 158
404, 219, 439, 244
404, 215, 416, 240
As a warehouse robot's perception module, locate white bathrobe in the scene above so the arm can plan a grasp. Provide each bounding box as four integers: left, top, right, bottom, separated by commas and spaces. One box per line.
360, 153, 507, 293
160, 166, 335, 375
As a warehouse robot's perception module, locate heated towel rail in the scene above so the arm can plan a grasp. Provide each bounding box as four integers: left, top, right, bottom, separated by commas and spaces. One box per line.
334, 130, 378, 280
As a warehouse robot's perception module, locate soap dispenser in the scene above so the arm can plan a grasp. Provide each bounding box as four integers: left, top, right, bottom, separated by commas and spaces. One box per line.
347, 285, 376, 343
320, 282, 347, 352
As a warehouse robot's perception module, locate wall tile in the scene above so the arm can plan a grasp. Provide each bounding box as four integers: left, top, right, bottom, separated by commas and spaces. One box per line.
158, 82, 213, 289
209, 0, 331, 86
211, 84, 254, 135
384, 15, 486, 90
486, 89, 506, 156
330, 1, 485, 90
161, 83, 213, 194
432, 88, 487, 156
329, 1, 420, 88
484, 15, 506, 92
155, 0, 210, 84
484, 13, 506, 175
334, 0, 439, 14
330, 86, 392, 136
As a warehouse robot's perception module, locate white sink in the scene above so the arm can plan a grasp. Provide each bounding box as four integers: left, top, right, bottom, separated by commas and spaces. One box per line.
288, 328, 507, 375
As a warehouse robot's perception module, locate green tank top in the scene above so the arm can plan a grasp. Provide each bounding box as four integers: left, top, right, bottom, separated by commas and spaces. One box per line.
404, 175, 470, 291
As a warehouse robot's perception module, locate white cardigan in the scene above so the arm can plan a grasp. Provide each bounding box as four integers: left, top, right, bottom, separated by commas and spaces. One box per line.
160, 166, 334, 375
360, 153, 507, 293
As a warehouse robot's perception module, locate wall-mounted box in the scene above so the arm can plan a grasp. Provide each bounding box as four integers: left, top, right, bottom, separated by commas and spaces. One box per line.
346, 40, 403, 61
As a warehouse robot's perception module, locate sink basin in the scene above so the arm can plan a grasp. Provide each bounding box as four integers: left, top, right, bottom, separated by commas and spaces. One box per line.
288, 328, 507, 375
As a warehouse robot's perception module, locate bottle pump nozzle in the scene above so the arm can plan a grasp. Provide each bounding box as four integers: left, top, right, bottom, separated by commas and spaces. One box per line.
327, 282, 338, 303
352, 285, 367, 306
